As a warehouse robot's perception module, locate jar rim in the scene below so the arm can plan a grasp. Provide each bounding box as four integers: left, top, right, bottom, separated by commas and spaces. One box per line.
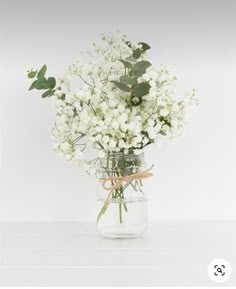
105, 151, 144, 157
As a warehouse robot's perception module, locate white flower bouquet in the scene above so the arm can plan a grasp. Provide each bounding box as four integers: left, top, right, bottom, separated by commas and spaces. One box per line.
27, 32, 197, 237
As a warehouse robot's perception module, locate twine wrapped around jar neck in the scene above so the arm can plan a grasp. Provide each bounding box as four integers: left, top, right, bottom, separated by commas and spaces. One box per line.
101, 165, 154, 208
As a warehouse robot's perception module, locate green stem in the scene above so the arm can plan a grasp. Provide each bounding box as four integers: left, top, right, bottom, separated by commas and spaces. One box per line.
97, 203, 107, 224
97, 153, 132, 224
123, 202, 128, 212
119, 203, 122, 223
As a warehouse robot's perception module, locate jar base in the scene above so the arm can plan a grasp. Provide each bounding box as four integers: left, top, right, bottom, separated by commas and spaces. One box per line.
97, 223, 147, 239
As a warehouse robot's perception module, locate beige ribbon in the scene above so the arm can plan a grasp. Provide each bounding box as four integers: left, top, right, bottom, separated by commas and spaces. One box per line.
101, 165, 154, 208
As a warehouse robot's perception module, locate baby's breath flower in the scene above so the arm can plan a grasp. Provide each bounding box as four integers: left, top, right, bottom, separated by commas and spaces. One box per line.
47, 32, 197, 175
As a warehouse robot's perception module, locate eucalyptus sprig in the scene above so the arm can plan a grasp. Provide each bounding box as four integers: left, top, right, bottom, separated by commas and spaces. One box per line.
27, 65, 56, 98
111, 42, 151, 106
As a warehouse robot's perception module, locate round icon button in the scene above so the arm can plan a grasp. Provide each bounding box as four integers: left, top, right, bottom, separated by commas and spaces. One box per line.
208, 258, 232, 283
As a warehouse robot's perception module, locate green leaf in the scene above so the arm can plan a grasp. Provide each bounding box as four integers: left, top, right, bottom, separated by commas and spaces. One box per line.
133, 48, 142, 59
138, 42, 151, 51
125, 56, 136, 63
27, 70, 37, 78
42, 89, 53, 98
119, 59, 133, 69
132, 61, 152, 77
47, 77, 56, 89
60, 93, 66, 100
37, 65, 47, 79
120, 76, 138, 86
132, 82, 151, 98
28, 77, 48, 91
159, 131, 167, 136
34, 77, 48, 90
111, 81, 131, 92
134, 61, 152, 71
28, 80, 38, 91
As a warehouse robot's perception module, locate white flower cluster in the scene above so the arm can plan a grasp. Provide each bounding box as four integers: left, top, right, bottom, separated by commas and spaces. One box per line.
50, 32, 197, 174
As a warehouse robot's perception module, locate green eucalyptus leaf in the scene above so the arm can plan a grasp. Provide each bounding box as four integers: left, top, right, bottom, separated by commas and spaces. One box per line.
138, 42, 151, 51
125, 56, 136, 63
159, 130, 167, 136
28, 80, 38, 91
132, 82, 151, 98
27, 70, 37, 79
120, 76, 138, 86
34, 77, 48, 90
133, 48, 142, 59
28, 77, 47, 91
47, 77, 56, 89
134, 61, 152, 71
119, 59, 133, 69
37, 65, 47, 79
42, 89, 53, 98
111, 81, 131, 92
132, 61, 152, 77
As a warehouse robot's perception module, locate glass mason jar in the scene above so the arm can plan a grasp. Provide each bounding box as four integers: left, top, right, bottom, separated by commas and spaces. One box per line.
96, 152, 148, 238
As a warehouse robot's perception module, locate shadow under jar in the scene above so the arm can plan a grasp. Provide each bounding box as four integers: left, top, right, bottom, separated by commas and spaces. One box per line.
96, 152, 148, 238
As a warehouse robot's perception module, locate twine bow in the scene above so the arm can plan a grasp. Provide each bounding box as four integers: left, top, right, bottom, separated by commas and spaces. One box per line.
101, 165, 154, 208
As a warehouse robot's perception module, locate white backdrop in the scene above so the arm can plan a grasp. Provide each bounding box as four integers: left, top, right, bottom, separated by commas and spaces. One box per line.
1, 0, 236, 222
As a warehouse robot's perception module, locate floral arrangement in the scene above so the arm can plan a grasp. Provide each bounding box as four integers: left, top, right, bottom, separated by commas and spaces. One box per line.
27, 32, 198, 230
27, 32, 197, 176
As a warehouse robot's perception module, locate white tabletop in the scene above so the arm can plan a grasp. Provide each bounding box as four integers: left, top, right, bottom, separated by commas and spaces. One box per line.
0, 221, 235, 286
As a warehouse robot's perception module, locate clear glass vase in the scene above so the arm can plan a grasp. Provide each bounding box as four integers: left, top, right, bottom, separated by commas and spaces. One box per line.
96, 152, 148, 238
